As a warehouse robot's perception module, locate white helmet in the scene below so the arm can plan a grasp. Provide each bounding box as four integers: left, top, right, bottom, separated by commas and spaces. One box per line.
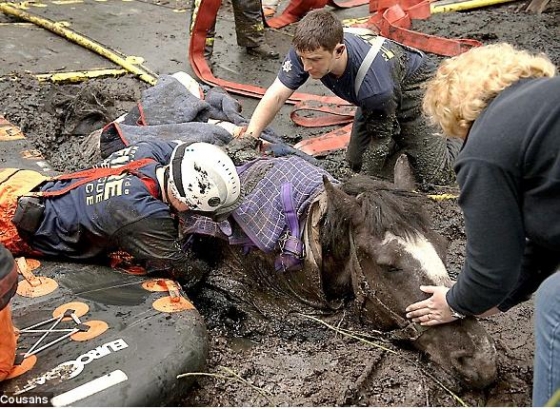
168, 142, 242, 214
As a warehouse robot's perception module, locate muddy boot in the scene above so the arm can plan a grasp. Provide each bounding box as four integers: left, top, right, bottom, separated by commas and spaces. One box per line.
232, 0, 278, 59
393, 153, 416, 191
246, 43, 279, 59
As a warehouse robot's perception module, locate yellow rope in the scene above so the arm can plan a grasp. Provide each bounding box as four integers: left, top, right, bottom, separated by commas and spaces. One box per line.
431, 0, 519, 13
34, 68, 128, 83
0, 2, 158, 85
427, 193, 459, 201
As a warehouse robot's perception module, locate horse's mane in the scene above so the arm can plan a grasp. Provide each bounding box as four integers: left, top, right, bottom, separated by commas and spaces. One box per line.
328, 175, 433, 241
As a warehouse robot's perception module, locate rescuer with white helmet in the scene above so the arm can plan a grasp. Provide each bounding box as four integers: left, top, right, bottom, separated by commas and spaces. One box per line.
2, 139, 241, 290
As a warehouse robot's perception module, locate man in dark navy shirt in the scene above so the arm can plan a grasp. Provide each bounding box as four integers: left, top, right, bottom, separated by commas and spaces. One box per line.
244, 9, 462, 185
404, 43, 560, 406
2, 141, 242, 289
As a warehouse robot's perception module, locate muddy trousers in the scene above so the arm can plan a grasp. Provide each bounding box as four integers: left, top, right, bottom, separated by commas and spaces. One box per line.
194, 0, 266, 55
533, 270, 560, 406
346, 61, 463, 186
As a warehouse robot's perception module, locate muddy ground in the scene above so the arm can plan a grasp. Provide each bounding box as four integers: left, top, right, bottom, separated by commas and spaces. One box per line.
0, 0, 558, 406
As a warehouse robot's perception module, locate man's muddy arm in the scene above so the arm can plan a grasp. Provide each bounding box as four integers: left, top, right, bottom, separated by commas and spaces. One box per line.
114, 217, 208, 288
245, 78, 294, 139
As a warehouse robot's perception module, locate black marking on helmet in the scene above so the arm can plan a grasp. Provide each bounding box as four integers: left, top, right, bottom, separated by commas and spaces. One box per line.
198, 180, 208, 194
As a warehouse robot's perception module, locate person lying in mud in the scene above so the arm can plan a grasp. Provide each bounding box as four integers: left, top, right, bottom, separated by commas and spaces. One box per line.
0, 244, 18, 381
243, 9, 463, 186
0, 140, 242, 289
403, 43, 560, 406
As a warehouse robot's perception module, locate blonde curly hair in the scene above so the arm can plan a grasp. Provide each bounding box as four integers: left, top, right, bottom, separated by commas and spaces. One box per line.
423, 43, 556, 139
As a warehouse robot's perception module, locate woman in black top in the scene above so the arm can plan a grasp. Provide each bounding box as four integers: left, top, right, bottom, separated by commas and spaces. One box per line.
404, 43, 559, 406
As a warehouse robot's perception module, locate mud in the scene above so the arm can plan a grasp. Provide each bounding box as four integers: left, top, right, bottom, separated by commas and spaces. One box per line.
0, 0, 558, 406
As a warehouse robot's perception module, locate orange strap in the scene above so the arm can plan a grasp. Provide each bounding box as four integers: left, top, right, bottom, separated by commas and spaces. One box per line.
35, 158, 159, 199
363, 0, 482, 57
294, 123, 352, 155
291, 98, 355, 128
269, 0, 482, 57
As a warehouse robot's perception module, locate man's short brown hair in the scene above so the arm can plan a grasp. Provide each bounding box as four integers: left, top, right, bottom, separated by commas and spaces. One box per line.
292, 9, 344, 53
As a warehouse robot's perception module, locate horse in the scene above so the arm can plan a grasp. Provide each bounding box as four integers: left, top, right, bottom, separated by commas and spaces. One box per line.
185, 156, 498, 390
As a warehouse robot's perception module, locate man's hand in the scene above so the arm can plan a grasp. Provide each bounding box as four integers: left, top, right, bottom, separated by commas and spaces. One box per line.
234, 126, 259, 139
405, 285, 457, 326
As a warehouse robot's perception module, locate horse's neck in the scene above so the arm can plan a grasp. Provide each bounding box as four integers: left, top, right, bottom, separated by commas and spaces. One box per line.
311, 193, 354, 301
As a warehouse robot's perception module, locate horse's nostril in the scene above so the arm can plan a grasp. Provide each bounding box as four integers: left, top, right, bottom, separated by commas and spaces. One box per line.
450, 350, 497, 389
451, 351, 468, 368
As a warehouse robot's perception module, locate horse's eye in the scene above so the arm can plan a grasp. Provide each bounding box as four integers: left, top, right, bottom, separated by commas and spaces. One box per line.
387, 267, 401, 273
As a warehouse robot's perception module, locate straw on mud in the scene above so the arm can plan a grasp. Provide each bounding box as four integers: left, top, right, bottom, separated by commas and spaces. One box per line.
298, 313, 468, 407
177, 366, 274, 404
545, 389, 560, 407
298, 313, 397, 354
434, 380, 467, 406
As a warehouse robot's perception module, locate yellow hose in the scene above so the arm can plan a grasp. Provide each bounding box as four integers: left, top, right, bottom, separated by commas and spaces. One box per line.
34, 68, 128, 83
0, 2, 158, 85
431, 0, 519, 13
427, 193, 459, 201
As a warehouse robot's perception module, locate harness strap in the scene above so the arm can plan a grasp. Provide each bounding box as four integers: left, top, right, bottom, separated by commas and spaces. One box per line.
354, 35, 385, 95
281, 183, 303, 256
274, 183, 305, 272
348, 230, 431, 342
28, 158, 159, 199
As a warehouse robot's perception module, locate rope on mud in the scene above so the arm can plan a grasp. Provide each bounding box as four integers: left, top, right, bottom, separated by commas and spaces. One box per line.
0, 2, 158, 85
177, 366, 274, 404
298, 313, 397, 354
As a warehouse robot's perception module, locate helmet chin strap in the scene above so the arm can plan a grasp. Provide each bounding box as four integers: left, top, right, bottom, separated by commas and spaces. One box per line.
162, 166, 170, 204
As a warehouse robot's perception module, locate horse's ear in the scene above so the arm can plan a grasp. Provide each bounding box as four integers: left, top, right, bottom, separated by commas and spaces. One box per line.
393, 154, 416, 191
323, 175, 359, 215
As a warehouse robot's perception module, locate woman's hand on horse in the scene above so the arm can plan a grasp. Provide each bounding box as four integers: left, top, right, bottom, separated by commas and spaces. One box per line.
405, 285, 458, 326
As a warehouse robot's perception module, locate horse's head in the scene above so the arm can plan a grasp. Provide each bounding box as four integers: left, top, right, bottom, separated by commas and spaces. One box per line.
321, 175, 497, 389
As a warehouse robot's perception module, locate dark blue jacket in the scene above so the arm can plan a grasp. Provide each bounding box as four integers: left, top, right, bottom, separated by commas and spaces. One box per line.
448, 77, 560, 315
28, 140, 204, 287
